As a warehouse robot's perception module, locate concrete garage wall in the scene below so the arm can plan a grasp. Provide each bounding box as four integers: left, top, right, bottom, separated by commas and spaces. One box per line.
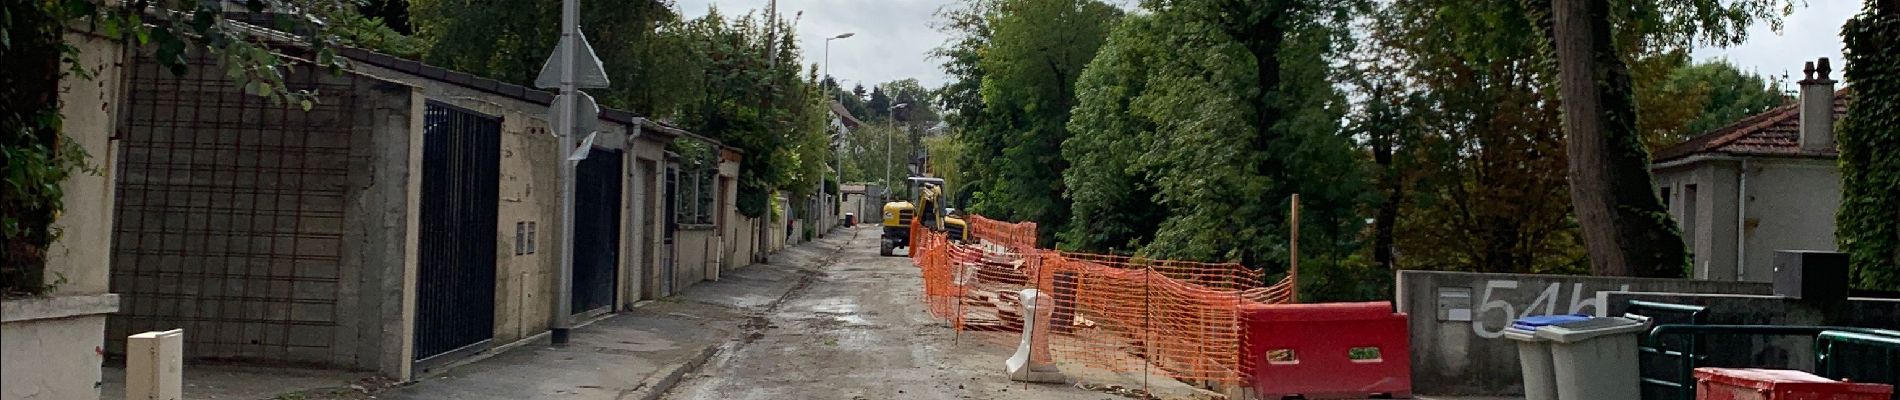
347, 52, 659, 350
107, 50, 418, 373
1395, 270, 1772, 395
676, 229, 715, 288
1604, 292, 1900, 372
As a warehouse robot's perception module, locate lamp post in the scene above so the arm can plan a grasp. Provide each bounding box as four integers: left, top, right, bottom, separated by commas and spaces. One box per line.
888, 102, 909, 197
823, 32, 853, 232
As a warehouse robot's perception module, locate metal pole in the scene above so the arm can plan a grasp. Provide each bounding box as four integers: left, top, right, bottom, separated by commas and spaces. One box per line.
821, 39, 828, 233
885, 108, 892, 195
552, 0, 579, 345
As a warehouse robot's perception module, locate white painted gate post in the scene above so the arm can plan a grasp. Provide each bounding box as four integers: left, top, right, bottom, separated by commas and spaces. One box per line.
126, 329, 183, 400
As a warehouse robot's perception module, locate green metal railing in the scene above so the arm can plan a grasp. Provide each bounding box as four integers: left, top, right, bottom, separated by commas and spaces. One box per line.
1816, 330, 1900, 396
1641, 324, 1900, 400
1627, 300, 1708, 400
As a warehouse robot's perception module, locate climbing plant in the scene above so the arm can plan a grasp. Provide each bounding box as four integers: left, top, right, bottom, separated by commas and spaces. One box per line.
3, 0, 353, 295
1838, 0, 1900, 291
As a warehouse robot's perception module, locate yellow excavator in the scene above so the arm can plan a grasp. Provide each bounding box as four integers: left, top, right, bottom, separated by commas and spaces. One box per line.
879, 177, 969, 256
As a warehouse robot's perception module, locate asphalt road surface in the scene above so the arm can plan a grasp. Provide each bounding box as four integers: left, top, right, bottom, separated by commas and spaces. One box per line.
661, 227, 1213, 400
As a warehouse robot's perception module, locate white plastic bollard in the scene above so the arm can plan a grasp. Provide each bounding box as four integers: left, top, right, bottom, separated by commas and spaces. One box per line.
1006, 289, 1064, 383
127, 329, 184, 400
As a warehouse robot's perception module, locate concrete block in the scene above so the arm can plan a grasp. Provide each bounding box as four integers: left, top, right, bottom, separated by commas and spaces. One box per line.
126, 329, 184, 400
1006, 289, 1063, 383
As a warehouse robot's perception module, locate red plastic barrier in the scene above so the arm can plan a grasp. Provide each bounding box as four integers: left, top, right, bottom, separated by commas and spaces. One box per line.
1695, 368, 1893, 400
1240, 302, 1413, 399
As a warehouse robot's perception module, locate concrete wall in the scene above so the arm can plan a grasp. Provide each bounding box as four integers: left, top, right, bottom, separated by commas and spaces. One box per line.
630, 153, 664, 301
1604, 292, 1900, 372
347, 60, 669, 355
3, 297, 116, 400
1741, 158, 1841, 281
1656, 157, 1842, 283
1395, 270, 1773, 395
622, 134, 666, 305
1, 31, 125, 400
107, 49, 418, 375
1657, 159, 1743, 281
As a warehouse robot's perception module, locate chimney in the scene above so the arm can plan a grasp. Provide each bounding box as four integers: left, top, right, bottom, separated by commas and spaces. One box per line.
1798, 58, 1838, 152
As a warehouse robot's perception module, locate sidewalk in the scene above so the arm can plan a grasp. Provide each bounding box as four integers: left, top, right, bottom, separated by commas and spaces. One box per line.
102, 231, 845, 400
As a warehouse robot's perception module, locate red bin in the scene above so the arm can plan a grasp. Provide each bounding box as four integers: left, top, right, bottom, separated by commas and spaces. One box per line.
1694, 368, 1893, 400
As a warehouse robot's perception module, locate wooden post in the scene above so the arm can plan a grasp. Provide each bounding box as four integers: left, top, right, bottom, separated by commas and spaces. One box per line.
1290, 194, 1300, 304
127, 329, 184, 400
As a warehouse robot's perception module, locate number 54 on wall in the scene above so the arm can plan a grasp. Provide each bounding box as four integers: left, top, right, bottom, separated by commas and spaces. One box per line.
1471, 280, 1631, 339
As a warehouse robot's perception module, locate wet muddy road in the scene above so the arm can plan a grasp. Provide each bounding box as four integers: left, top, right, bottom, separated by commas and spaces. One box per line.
661, 228, 1159, 400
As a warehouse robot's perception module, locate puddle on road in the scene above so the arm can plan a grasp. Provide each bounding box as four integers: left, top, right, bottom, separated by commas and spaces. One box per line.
807, 298, 873, 326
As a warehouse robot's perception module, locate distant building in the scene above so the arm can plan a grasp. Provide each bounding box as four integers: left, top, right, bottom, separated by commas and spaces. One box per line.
1651, 58, 1846, 283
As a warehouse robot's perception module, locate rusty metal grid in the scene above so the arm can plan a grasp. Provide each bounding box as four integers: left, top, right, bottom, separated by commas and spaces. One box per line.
108, 51, 357, 363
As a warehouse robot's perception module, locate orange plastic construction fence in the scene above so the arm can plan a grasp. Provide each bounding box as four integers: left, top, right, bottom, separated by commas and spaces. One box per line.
912, 215, 1297, 385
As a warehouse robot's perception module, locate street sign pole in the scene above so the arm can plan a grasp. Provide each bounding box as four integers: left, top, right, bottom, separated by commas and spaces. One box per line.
551, 0, 580, 345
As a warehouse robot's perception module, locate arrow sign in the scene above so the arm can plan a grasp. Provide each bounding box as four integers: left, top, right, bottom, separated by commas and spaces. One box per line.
568, 132, 598, 161
535, 31, 610, 89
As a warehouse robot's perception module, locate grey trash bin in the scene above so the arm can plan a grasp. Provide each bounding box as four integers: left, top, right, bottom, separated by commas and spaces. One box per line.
1534, 316, 1649, 400
1508, 315, 1591, 400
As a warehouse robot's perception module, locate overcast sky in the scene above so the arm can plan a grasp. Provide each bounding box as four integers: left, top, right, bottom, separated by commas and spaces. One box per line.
673, 0, 1860, 92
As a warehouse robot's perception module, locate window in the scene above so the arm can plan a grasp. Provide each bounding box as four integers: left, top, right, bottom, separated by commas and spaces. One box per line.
672, 140, 720, 229
526, 221, 537, 254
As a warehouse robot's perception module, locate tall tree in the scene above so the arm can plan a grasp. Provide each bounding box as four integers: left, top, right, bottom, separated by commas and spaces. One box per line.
1838, 0, 1900, 290
410, 0, 682, 114
973, 0, 1121, 243
1529, 0, 1781, 277
1061, 0, 1366, 270
1667, 60, 1788, 141
867, 86, 893, 120
1545, 0, 1685, 277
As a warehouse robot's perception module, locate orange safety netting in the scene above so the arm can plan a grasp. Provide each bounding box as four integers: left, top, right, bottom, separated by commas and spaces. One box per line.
911, 215, 1297, 385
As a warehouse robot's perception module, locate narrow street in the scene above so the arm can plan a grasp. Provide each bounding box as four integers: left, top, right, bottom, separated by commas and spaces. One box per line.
663, 227, 1210, 400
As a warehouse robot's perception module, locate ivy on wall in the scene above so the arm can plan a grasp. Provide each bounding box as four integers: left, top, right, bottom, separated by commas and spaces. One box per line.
1838, 0, 1900, 291
3, 0, 352, 295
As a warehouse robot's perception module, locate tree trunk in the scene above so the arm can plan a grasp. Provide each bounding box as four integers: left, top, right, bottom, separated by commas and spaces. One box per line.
1372, 133, 1400, 270
1548, 0, 1688, 277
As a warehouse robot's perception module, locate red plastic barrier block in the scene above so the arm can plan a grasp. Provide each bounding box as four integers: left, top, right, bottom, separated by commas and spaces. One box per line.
1694, 368, 1893, 400
1240, 301, 1412, 399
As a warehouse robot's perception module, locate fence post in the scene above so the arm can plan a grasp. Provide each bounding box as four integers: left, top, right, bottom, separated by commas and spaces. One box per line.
126, 329, 184, 400
1290, 193, 1301, 303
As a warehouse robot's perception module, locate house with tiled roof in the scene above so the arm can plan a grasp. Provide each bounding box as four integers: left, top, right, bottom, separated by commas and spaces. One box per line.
1651, 58, 1846, 283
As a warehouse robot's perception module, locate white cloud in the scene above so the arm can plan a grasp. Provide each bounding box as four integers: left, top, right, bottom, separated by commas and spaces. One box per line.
1692, 2, 1858, 87
673, 0, 957, 89
670, 1, 1863, 94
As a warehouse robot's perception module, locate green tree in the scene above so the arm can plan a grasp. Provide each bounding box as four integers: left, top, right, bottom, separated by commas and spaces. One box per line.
1666, 60, 1788, 142
410, 0, 684, 114
1368, 0, 1758, 275
1059, 0, 1367, 272
972, 0, 1122, 244
1526, 0, 1784, 277
1838, 0, 1900, 290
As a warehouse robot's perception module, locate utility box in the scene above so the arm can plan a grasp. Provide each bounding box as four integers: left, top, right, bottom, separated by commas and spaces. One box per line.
1773, 251, 1849, 302
1694, 368, 1893, 400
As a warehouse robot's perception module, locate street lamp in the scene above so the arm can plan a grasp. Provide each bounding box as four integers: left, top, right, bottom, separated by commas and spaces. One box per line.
887, 102, 909, 197
823, 32, 853, 232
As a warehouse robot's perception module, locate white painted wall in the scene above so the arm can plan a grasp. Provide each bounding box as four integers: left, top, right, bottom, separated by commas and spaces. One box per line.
1656, 156, 1841, 283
